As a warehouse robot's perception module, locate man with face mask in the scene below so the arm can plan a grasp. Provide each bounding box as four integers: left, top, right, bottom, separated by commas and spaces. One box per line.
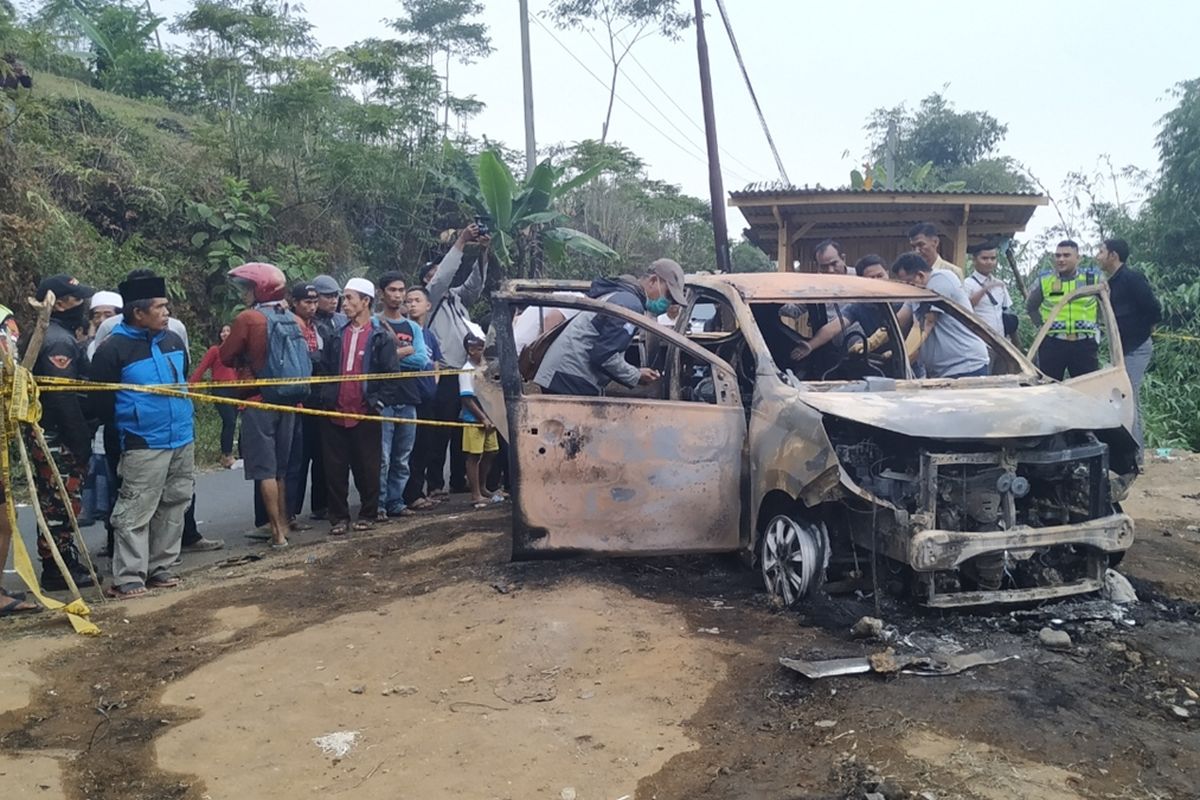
534, 259, 689, 396
27, 274, 99, 591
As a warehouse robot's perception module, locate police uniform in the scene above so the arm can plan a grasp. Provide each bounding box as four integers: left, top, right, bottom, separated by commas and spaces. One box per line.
1036, 269, 1100, 381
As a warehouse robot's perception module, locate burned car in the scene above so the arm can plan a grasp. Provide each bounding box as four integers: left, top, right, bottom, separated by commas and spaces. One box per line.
478, 274, 1139, 607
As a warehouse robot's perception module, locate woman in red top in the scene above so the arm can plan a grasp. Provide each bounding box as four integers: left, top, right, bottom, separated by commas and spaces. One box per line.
190, 324, 241, 468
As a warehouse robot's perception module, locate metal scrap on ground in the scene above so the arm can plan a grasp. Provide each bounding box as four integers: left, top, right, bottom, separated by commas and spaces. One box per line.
780, 649, 1019, 680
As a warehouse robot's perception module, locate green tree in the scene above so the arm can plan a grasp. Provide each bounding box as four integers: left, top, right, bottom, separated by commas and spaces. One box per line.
391, 0, 492, 135
547, 0, 690, 143
863, 92, 1031, 192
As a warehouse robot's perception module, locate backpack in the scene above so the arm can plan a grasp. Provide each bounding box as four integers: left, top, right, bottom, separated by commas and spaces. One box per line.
257, 307, 312, 404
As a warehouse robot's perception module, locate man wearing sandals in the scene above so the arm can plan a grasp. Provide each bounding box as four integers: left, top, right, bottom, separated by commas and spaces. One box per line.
89, 273, 195, 598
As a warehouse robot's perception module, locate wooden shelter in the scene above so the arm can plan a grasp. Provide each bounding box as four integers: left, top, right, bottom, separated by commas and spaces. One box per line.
728, 187, 1047, 272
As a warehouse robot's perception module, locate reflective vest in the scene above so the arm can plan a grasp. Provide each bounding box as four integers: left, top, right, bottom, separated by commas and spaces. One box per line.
1040, 271, 1098, 337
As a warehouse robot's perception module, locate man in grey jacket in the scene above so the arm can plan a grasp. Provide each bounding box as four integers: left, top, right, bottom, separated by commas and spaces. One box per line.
421, 221, 490, 494
535, 259, 688, 396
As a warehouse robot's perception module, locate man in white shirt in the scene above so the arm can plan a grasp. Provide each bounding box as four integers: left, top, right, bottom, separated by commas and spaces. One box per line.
964, 242, 1015, 344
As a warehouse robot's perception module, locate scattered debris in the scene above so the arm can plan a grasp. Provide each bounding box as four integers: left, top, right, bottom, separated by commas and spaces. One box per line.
779, 656, 872, 679
868, 648, 901, 674
1125, 650, 1144, 667
381, 685, 418, 697
214, 554, 262, 568
814, 719, 837, 728
781, 649, 1018, 679
349, 685, 365, 694
560, 787, 577, 800
1171, 705, 1190, 720
851, 616, 885, 639
458, 675, 474, 683
1038, 627, 1072, 650
901, 651, 1020, 677
697, 627, 721, 635
1102, 569, 1139, 604
312, 730, 360, 759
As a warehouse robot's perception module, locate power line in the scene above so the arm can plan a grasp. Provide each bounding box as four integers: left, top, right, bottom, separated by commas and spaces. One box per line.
530, 14, 755, 187
583, 27, 768, 184
713, 0, 790, 186
612, 32, 767, 182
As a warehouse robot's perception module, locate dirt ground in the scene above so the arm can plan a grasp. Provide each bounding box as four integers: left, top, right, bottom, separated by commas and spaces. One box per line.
2, 454, 1199, 800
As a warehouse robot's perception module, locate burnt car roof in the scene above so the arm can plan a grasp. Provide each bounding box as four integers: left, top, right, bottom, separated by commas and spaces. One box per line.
689, 272, 937, 302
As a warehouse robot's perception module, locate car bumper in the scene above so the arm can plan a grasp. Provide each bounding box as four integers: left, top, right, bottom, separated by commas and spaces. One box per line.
908, 513, 1135, 573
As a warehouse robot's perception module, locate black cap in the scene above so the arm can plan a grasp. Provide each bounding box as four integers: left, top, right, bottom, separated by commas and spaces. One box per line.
291, 281, 319, 301
36, 274, 96, 302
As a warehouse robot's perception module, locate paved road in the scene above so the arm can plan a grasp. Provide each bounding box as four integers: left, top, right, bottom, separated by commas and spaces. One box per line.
2, 464, 360, 595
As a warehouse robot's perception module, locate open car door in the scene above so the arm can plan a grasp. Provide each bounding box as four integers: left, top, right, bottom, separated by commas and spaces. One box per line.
489, 288, 747, 559
1027, 282, 1135, 433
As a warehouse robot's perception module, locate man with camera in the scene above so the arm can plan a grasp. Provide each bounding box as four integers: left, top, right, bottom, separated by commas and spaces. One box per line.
419, 220, 491, 497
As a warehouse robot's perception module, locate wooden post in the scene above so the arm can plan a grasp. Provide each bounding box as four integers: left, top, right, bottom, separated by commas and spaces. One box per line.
693, 0, 732, 273
518, 0, 537, 176
953, 203, 971, 269
774, 207, 791, 272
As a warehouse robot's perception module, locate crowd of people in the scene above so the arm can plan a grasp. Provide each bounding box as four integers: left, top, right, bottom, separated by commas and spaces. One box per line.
0, 221, 501, 610
0, 217, 1163, 615
806, 224, 1161, 445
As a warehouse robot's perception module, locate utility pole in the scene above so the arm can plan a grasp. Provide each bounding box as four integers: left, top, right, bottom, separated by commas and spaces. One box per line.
693, 0, 731, 273
518, 0, 537, 176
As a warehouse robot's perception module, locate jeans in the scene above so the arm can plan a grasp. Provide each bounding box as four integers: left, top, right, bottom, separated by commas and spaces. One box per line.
216, 398, 239, 457
81, 452, 114, 524
380, 405, 417, 513
1124, 338, 1153, 451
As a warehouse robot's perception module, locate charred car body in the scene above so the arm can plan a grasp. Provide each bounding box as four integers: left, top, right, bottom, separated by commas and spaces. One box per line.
479, 274, 1139, 608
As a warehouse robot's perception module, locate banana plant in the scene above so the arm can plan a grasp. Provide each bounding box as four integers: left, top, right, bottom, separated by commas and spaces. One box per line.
448, 147, 618, 276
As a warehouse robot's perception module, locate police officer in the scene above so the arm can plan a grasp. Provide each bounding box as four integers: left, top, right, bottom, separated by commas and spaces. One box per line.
1026, 240, 1100, 380
28, 274, 98, 590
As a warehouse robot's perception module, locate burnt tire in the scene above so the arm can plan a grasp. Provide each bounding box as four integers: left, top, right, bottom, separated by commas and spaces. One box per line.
758, 514, 829, 607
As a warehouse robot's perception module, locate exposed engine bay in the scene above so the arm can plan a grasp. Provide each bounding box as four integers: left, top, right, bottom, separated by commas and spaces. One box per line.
823, 417, 1137, 605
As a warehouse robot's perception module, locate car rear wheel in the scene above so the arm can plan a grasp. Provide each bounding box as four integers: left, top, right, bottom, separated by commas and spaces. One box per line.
759, 514, 828, 606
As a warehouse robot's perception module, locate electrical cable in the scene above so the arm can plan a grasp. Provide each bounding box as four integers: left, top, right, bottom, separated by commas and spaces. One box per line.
530, 14, 755, 187
614, 32, 767, 181
712, 0, 791, 186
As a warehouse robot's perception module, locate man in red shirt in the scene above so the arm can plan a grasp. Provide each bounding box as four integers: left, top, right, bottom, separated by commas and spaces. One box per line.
312, 278, 404, 535
219, 263, 294, 548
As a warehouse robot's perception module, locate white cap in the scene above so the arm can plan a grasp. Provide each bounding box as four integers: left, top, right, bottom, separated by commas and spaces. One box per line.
344, 277, 375, 299
91, 290, 124, 310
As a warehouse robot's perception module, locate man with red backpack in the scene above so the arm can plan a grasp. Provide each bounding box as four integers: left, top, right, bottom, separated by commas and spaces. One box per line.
220, 263, 313, 549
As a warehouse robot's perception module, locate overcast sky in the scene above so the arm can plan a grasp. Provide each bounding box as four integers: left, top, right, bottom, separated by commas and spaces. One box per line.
147, 0, 1198, 244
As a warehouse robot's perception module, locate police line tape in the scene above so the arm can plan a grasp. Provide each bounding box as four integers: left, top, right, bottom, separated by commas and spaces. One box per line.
34, 370, 489, 429
1153, 331, 1200, 344
35, 367, 472, 391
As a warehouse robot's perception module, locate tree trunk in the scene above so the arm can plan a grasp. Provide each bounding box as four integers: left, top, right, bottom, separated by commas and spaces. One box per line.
600, 60, 618, 144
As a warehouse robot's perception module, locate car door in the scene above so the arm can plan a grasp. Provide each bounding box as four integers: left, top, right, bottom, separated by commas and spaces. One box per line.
490, 289, 746, 559
1027, 282, 1135, 433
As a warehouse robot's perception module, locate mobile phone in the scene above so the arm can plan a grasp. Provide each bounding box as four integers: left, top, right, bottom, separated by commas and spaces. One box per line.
474, 214, 491, 236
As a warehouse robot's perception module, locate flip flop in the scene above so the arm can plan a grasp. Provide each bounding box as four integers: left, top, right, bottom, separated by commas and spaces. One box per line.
147, 574, 180, 589
410, 498, 436, 510
269, 540, 290, 550
288, 520, 313, 532
0, 597, 41, 616
245, 530, 272, 541
352, 521, 374, 532
472, 501, 490, 510
329, 523, 348, 536
1, 588, 27, 601
105, 583, 148, 600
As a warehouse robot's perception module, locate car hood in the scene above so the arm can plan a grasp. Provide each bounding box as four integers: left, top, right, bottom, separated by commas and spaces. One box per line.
795, 382, 1125, 440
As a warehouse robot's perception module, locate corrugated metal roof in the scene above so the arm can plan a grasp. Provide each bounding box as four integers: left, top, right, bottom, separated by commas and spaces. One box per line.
730, 184, 1044, 199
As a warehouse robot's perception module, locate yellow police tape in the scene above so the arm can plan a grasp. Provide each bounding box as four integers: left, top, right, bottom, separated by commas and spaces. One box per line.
2, 361, 100, 635
1153, 331, 1200, 344
36, 368, 487, 428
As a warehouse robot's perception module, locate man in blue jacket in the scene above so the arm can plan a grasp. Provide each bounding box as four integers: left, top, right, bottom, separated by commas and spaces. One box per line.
89, 273, 195, 599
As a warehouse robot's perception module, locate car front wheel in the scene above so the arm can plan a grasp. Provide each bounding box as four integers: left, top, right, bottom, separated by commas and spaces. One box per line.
759, 514, 829, 607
